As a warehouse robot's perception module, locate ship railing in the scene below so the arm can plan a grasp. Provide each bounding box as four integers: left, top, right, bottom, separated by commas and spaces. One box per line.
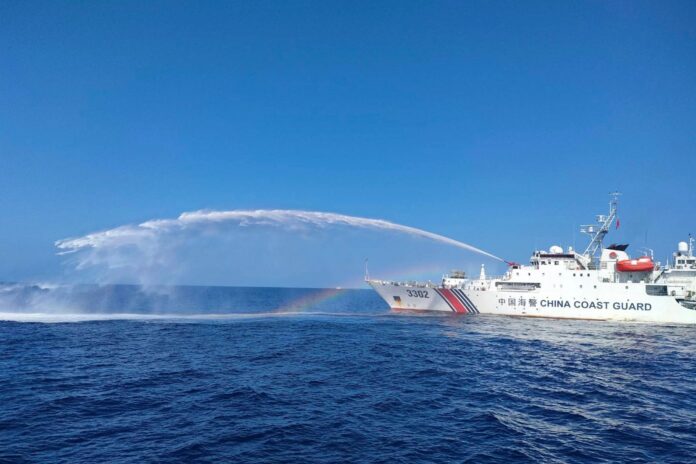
367, 279, 437, 288
370, 275, 509, 289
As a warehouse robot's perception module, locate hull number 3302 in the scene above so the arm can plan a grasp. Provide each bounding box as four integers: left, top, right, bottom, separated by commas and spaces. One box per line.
406, 290, 429, 298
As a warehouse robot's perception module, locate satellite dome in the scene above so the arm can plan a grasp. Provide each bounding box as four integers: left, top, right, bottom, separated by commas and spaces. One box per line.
678, 241, 689, 253
549, 245, 563, 254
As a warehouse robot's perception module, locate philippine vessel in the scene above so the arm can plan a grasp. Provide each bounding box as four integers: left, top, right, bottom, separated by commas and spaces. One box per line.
368, 194, 696, 323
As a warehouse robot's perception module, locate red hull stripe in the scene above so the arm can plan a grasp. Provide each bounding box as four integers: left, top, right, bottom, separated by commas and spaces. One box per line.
449, 288, 472, 314
439, 288, 468, 313
433, 288, 457, 312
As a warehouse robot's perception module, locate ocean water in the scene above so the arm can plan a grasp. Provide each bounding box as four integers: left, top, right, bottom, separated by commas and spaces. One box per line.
1, 285, 696, 463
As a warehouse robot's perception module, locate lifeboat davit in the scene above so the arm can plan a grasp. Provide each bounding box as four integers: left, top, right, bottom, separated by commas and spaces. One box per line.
616, 256, 655, 272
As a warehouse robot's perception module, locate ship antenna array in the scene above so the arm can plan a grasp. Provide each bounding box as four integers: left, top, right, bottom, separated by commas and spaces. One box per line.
580, 192, 621, 259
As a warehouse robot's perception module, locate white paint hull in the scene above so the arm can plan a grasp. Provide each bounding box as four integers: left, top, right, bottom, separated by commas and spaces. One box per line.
368, 280, 696, 324
369, 280, 474, 313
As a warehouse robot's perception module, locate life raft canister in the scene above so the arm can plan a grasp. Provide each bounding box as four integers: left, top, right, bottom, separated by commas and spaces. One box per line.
615, 256, 655, 272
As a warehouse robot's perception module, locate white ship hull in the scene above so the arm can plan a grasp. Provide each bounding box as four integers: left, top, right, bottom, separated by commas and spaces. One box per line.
368, 195, 696, 324
369, 280, 479, 313
368, 280, 696, 324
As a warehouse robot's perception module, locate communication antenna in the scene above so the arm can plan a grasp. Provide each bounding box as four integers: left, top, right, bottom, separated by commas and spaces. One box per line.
580, 192, 621, 260
639, 247, 654, 259
364, 258, 370, 281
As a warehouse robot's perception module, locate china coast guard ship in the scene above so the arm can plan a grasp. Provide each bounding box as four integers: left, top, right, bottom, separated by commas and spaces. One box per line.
368, 194, 696, 323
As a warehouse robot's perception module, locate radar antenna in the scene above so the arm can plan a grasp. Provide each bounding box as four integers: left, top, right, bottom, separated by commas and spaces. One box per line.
580, 192, 621, 260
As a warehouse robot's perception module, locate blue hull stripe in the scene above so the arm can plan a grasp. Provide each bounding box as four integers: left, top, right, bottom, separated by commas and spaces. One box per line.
453, 289, 479, 314
457, 290, 479, 314
448, 288, 472, 314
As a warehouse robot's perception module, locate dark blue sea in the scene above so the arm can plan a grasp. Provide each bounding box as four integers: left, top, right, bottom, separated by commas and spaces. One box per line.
1, 284, 696, 463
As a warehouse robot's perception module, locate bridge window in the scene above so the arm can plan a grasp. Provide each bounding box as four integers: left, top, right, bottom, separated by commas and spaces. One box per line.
646, 285, 667, 296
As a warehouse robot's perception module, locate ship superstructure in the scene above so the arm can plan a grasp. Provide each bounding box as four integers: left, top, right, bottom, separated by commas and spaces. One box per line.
368, 195, 696, 323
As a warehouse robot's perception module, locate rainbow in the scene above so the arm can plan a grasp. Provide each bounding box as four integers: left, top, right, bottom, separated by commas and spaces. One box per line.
273, 287, 350, 313
272, 262, 453, 313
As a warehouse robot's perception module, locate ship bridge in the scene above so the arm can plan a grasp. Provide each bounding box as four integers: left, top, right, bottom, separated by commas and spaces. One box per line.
529, 246, 588, 271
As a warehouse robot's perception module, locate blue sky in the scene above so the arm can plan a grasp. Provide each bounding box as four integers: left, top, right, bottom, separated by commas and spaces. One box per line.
1, 1, 695, 286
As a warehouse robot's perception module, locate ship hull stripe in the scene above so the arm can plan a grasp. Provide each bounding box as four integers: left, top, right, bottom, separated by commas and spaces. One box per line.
466, 293, 480, 314
433, 288, 457, 312
456, 289, 477, 314
454, 289, 479, 314
438, 288, 467, 313
450, 288, 474, 314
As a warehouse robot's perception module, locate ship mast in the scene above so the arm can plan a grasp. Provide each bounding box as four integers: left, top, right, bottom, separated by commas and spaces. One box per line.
580, 192, 621, 261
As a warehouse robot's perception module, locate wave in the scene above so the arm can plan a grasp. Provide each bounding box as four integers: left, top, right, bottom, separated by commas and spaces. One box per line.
0, 310, 393, 324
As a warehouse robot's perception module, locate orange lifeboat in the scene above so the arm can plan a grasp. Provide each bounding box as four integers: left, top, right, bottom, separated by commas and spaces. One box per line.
616, 256, 655, 272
